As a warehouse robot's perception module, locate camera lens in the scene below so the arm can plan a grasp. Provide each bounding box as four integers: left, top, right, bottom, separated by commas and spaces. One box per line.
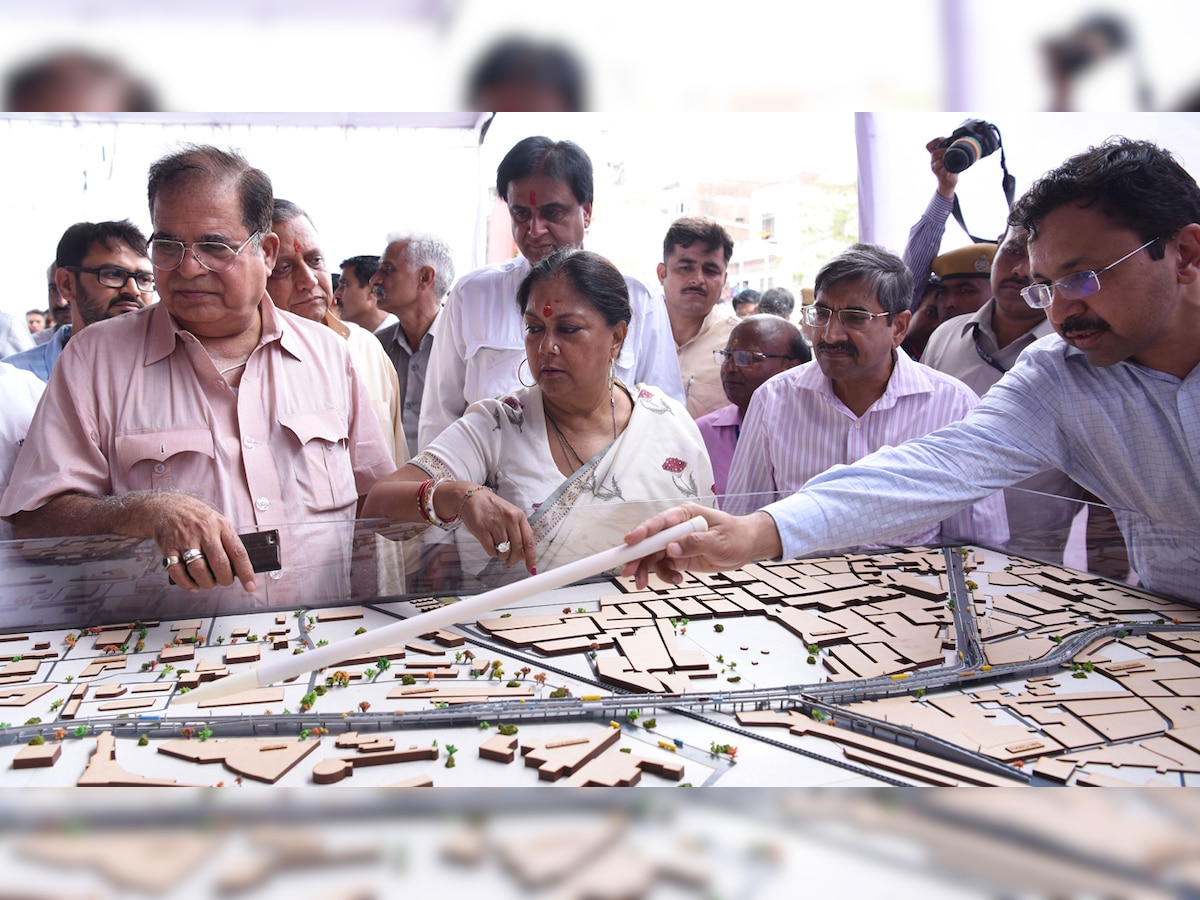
944, 136, 983, 173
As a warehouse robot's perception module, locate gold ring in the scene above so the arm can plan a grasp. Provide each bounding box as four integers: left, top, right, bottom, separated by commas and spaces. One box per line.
162, 555, 180, 568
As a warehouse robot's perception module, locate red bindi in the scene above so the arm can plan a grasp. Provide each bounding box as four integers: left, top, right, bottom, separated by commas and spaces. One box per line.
542, 303, 554, 318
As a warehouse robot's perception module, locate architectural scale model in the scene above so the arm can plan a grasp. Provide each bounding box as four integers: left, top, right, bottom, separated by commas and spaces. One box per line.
2, 543, 1198, 788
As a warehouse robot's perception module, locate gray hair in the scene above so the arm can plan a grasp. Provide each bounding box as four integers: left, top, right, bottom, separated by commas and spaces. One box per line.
813, 242, 913, 320
384, 231, 456, 297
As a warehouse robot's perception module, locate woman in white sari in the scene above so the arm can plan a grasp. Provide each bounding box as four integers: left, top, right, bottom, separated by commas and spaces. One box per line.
363, 248, 714, 573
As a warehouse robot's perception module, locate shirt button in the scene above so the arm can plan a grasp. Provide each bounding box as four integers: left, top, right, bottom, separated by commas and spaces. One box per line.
411, 364, 418, 371
405, 402, 413, 409
243, 436, 258, 448
256, 497, 271, 511
153, 463, 166, 474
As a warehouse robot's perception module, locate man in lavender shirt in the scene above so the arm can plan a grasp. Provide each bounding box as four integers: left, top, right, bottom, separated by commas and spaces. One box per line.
1, 145, 396, 596
697, 315, 809, 497
724, 243, 1008, 551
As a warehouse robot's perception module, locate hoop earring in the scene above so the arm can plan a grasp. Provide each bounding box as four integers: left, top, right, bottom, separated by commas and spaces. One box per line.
518, 357, 537, 388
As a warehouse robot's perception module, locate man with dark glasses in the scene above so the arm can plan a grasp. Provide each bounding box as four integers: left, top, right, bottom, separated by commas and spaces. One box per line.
6, 219, 153, 382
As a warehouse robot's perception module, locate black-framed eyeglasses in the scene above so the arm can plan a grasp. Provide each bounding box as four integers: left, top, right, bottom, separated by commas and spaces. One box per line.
713, 349, 798, 367
1020, 237, 1157, 309
149, 231, 260, 273
802, 305, 890, 330
63, 265, 154, 291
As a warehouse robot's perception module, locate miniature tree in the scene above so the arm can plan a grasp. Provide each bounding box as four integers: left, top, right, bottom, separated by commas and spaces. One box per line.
28, 734, 45, 746
713, 623, 724, 633
455, 651, 463, 663
355, 626, 367, 635
138, 734, 149, 746
626, 709, 640, 724
199, 727, 213, 741
53, 728, 67, 741
549, 687, 568, 699
497, 723, 518, 736
376, 657, 392, 674
358, 700, 371, 714
519, 666, 531, 680
365, 667, 377, 681
643, 718, 657, 730
445, 744, 457, 768
533, 672, 547, 688
400, 674, 416, 686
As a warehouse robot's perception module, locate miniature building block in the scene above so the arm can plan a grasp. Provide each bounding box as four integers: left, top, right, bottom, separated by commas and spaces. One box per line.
158, 644, 195, 664
78, 731, 202, 787
520, 727, 621, 781
315, 606, 364, 622
326, 646, 406, 667
196, 686, 285, 709
0, 658, 41, 680
97, 698, 157, 712
404, 640, 445, 656
223, 644, 261, 664
311, 745, 439, 784
93, 684, 128, 699
391, 775, 434, 787
0, 683, 55, 706
13, 742, 62, 769
479, 733, 519, 763
158, 737, 321, 784
272, 638, 289, 651
422, 629, 465, 647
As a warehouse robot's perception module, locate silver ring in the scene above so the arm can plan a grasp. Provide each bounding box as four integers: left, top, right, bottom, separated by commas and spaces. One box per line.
162, 555, 180, 568
181, 548, 205, 564
495, 540, 511, 554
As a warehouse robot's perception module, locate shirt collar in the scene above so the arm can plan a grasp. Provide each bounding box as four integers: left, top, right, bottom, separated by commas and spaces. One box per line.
145, 294, 292, 366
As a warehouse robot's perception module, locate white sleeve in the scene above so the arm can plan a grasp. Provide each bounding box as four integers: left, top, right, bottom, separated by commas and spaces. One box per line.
625, 279, 684, 404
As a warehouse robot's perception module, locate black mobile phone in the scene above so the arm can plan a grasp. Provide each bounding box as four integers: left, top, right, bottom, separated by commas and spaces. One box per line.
168, 529, 280, 583
240, 529, 281, 572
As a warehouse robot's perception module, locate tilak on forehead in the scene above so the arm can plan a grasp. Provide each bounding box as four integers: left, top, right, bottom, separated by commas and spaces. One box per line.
530, 189, 536, 206
293, 239, 301, 254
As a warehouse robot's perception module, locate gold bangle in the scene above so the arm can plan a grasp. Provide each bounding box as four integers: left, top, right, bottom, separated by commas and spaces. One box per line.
454, 484, 491, 521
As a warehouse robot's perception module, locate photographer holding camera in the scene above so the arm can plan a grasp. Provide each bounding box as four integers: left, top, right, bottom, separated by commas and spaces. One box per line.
907, 124, 1119, 571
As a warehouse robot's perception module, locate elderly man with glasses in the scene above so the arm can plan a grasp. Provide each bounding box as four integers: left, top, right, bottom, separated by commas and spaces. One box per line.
696, 314, 810, 496
625, 139, 1200, 605
6, 219, 154, 382
1, 145, 396, 599
718, 241, 1008, 551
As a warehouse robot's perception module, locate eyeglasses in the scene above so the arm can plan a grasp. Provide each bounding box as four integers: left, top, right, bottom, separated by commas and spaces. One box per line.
63, 265, 154, 291
713, 349, 798, 367
1020, 237, 1157, 309
802, 305, 891, 330
149, 231, 260, 273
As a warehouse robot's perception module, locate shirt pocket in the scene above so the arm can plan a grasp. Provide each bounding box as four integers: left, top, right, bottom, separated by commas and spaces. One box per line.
278, 409, 356, 513
114, 428, 214, 492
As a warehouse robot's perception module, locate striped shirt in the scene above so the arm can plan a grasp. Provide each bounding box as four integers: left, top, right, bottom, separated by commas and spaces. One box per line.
765, 333, 1200, 602
727, 348, 1008, 550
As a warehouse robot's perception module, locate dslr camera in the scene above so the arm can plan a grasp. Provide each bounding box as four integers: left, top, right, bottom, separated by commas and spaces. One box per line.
939, 119, 1001, 174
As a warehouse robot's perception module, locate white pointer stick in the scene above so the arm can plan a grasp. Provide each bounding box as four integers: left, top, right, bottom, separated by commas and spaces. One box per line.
178, 515, 708, 706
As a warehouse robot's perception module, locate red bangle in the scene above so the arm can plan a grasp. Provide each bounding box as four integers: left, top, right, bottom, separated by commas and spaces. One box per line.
416, 478, 437, 526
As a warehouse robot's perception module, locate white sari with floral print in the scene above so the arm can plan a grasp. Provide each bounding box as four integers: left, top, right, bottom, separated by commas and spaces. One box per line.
411, 381, 715, 572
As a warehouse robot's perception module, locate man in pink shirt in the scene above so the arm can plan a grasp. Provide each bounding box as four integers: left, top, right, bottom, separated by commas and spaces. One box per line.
696, 315, 809, 496
0, 145, 396, 596
725, 243, 1007, 550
